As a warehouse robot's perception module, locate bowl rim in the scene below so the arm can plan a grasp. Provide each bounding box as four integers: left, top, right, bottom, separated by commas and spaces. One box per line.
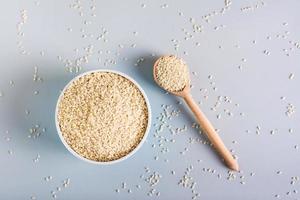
55, 69, 151, 165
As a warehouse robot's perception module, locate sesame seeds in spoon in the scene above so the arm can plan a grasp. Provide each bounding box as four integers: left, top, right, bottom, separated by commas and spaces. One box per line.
154, 55, 190, 94
153, 55, 239, 171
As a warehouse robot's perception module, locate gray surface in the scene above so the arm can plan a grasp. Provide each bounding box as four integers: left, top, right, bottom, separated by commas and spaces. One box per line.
0, 0, 300, 199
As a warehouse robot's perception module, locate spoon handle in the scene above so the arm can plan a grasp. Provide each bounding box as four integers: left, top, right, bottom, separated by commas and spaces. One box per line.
183, 93, 239, 171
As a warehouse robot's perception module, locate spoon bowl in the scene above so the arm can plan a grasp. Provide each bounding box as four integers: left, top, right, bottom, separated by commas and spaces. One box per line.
153, 55, 190, 97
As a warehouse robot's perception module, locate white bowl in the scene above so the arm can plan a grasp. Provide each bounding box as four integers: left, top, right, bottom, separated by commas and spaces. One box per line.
55, 69, 151, 165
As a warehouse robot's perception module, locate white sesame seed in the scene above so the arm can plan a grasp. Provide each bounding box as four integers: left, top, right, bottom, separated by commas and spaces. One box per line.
277, 171, 282, 175
289, 73, 295, 80
280, 96, 286, 100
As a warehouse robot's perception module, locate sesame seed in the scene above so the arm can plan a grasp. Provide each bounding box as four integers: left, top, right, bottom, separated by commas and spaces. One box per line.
289, 73, 295, 80
277, 171, 282, 175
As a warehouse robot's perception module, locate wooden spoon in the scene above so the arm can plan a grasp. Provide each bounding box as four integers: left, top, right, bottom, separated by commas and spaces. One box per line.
153, 55, 239, 171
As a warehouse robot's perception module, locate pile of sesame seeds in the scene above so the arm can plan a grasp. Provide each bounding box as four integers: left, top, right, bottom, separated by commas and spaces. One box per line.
154, 55, 190, 93
178, 165, 200, 199
40, 176, 71, 199
114, 166, 162, 196
57, 71, 149, 162
28, 124, 46, 139
16, 9, 30, 55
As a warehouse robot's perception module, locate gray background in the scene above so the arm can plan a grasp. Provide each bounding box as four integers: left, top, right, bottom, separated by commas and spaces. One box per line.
0, 0, 299, 199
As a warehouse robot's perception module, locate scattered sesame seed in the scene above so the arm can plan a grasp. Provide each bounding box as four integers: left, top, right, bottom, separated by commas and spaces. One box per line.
289, 73, 295, 80
263, 50, 270, 55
